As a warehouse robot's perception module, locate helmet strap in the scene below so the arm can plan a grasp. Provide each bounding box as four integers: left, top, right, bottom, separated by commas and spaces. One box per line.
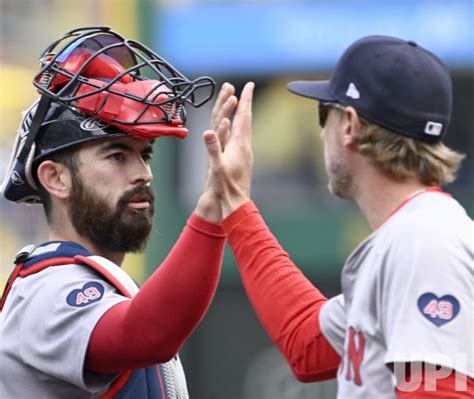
17, 95, 52, 161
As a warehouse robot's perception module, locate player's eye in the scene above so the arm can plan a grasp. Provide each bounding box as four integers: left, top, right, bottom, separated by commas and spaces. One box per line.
108, 152, 125, 161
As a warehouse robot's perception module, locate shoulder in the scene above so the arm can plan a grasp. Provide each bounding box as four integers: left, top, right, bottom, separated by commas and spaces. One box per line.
17, 263, 109, 292
372, 193, 472, 291
14, 263, 125, 310
376, 193, 471, 253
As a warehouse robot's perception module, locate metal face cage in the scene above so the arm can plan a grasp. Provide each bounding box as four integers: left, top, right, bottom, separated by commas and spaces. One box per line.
33, 26, 215, 130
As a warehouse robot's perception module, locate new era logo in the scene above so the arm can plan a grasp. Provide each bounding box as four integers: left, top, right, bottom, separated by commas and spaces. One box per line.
346, 83, 360, 99
424, 121, 443, 136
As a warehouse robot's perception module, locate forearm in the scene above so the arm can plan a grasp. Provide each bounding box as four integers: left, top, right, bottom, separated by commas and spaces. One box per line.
86, 213, 225, 373
223, 201, 340, 381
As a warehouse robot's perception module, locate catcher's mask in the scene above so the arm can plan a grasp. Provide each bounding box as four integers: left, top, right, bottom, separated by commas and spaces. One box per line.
1, 26, 215, 204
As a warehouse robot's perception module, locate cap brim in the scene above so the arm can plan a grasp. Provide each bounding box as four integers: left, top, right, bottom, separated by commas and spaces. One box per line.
287, 80, 335, 102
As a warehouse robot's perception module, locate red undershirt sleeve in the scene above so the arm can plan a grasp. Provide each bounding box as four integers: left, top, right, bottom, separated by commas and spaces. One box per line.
222, 201, 340, 382
85, 213, 225, 373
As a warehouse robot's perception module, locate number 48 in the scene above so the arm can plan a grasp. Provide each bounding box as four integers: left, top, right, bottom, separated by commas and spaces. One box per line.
423, 300, 453, 320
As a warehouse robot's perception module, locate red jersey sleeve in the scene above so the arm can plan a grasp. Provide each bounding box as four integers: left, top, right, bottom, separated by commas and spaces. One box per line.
86, 213, 225, 373
222, 201, 340, 382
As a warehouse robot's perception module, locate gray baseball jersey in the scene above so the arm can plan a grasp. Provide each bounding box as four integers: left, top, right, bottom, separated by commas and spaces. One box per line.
0, 243, 188, 398
320, 191, 473, 398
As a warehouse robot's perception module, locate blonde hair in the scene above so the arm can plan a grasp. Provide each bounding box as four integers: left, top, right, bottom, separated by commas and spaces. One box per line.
353, 122, 465, 186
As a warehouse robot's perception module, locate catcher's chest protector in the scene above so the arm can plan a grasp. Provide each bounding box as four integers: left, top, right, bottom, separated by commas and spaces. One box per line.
1, 241, 188, 399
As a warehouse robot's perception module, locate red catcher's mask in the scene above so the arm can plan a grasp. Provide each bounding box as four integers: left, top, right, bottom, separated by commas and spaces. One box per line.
34, 26, 215, 139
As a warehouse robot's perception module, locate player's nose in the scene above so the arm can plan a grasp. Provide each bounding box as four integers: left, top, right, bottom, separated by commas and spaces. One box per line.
130, 158, 153, 186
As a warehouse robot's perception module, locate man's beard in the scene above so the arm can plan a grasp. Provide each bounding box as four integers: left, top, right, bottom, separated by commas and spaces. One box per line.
68, 176, 155, 254
327, 156, 353, 200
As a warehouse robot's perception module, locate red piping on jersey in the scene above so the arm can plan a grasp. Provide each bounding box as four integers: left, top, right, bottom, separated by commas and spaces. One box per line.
0, 263, 23, 311
99, 371, 133, 399
18, 258, 76, 277
384, 187, 451, 223
75, 255, 133, 299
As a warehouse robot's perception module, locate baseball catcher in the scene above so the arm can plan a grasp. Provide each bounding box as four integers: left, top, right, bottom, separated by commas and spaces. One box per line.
0, 26, 231, 398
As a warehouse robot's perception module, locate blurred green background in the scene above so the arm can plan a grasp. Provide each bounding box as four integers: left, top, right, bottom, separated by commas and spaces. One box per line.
1, 1, 472, 398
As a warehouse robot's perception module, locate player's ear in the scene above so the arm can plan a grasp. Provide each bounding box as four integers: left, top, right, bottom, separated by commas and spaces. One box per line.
342, 106, 362, 149
36, 160, 73, 200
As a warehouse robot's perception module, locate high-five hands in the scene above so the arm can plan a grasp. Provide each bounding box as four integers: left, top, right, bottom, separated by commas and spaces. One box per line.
203, 82, 255, 218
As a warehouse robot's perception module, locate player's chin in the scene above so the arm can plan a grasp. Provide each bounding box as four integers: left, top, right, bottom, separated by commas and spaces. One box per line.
328, 184, 351, 200
123, 213, 153, 230
120, 216, 153, 243
327, 174, 353, 200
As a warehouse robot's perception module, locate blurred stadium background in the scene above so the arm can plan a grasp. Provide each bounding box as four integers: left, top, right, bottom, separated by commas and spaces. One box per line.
0, 1, 472, 398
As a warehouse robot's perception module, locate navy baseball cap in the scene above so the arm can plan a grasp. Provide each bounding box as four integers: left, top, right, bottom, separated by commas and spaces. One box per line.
287, 35, 453, 142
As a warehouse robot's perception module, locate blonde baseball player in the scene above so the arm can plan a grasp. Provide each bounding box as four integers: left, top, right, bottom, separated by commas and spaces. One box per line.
204, 36, 473, 398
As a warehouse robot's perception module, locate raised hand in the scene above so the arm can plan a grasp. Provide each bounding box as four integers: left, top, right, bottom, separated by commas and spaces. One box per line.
210, 83, 238, 135
203, 82, 255, 218
195, 83, 238, 222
